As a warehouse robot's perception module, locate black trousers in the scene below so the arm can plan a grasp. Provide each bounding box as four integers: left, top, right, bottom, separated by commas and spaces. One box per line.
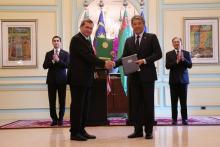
128, 76, 155, 134
69, 85, 91, 134
47, 84, 66, 121
170, 84, 188, 121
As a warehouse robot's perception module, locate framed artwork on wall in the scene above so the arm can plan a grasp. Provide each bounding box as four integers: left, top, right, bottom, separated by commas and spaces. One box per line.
1, 19, 37, 68
184, 17, 219, 64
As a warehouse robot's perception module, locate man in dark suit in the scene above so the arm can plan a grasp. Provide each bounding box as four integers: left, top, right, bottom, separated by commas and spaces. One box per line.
165, 37, 192, 125
115, 15, 162, 139
68, 19, 114, 141
43, 36, 69, 126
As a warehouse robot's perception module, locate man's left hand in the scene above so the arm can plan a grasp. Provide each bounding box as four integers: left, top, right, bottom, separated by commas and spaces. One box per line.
53, 54, 60, 62
135, 59, 145, 66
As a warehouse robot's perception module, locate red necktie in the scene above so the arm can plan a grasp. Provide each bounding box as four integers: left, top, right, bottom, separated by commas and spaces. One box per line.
177, 50, 180, 60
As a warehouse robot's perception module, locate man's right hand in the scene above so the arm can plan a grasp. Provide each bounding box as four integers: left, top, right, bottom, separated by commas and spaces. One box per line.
53, 54, 59, 62
105, 60, 115, 69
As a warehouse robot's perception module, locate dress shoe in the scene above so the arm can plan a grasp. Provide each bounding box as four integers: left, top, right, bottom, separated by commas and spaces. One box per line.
145, 133, 153, 139
58, 120, 63, 126
70, 133, 87, 141
50, 121, 57, 126
83, 132, 96, 139
82, 131, 96, 139
182, 120, 188, 125
128, 132, 143, 138
172, 120, 177, 125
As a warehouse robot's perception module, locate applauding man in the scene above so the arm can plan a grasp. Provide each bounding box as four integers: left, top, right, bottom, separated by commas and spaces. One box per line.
43, 36, 69, 126
166, 37, 192, 125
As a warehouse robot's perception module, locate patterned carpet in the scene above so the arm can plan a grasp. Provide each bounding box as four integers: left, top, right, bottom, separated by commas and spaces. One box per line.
1, 116, 220, 129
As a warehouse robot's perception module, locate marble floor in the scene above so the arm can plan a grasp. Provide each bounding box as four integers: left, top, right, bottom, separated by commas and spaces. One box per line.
1, 125, 220, 147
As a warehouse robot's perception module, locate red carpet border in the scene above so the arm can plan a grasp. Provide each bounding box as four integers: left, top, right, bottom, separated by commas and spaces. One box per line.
1, 116, 220, 129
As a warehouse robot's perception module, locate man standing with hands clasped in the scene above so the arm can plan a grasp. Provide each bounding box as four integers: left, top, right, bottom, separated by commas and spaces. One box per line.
166, 37, 192, 125
68, 19, 114, 141
43, 36, 69, 126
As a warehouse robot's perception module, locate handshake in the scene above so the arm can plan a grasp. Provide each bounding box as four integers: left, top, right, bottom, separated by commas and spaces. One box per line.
104, 60, 115, 70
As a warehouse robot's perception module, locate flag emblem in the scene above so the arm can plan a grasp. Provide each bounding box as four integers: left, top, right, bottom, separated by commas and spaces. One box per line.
102, 41, 109, 48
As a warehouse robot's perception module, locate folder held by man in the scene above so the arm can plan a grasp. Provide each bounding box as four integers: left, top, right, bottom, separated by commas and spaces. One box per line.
122, 54, 140, 75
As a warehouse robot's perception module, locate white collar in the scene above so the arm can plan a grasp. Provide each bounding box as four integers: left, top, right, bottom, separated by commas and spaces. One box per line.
80, 32, 90, 40
54, 48, 61, 52
174, 49, 181, 53
135, 31, 144, 39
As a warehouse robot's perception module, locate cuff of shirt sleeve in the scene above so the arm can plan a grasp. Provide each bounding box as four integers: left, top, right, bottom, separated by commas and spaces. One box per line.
143, 59, 147, 64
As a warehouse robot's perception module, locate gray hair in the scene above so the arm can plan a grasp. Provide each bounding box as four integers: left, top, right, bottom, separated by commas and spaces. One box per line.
172, 37, 182, 43
131, 15, 145, 25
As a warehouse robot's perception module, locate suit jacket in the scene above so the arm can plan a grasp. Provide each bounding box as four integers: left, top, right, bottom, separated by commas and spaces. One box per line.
67, 32, 105, 86
115, 32, 162, 82
43, 49, 69, 85
166, 49, 192, 84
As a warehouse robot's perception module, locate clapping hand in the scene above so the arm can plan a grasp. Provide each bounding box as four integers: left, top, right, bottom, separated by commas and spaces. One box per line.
53, 54, 59, 62
180, 54, 185, 61
177, 51, 184, 63
177, 42, 185, 63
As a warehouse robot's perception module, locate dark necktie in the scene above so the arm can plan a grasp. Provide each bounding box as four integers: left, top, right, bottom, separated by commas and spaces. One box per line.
135, 35, 140, 49
87, 37, 92, 44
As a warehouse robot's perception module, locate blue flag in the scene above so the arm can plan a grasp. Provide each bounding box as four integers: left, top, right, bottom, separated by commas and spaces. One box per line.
95, 10, 106, 38
140, 11, 147, 33
93, 10, 106, 49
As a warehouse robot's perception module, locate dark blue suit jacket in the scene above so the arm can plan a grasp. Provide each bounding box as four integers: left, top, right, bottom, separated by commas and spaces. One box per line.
166, 50, 192, 84
67, 33, 105, 86
43, 49, 69, 85
115, 33, 162, 82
